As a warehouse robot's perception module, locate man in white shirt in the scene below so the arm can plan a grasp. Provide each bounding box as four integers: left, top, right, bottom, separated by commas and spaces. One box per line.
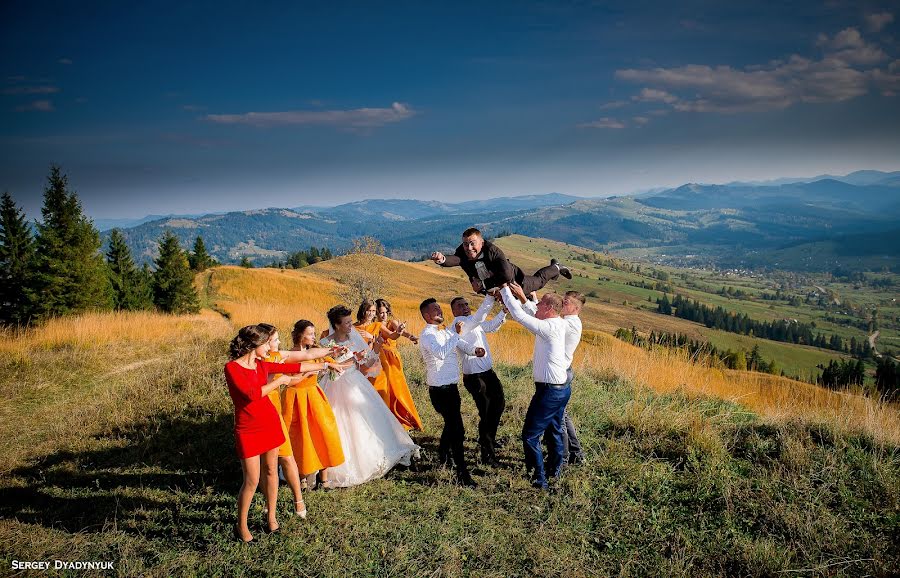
418, 297, 485, 487
508, 283, 587, 465
499, 285, 569, 490
451, 294, 506, 466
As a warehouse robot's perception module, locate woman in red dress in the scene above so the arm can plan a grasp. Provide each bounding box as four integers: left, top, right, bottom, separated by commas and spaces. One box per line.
225, 324, 347, 543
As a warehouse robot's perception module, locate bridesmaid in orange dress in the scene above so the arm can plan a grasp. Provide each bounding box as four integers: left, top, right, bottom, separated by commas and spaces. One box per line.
283, 319, 346, 489
257, 323, 344, 518
354, 299, 390, 403
373, 298, 424, 430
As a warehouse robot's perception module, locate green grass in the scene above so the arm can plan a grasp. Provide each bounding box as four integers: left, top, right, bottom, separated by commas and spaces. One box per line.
2, 340, 898, 577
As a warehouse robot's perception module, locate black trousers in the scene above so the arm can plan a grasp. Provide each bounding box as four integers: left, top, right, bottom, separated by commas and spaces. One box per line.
462, 369, 505, 461
519, 263, 560, 294
428, 384, 469, 475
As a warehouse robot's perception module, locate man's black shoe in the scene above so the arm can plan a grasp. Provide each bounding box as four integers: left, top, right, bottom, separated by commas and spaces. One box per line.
551, 258, 573, 279
457, 473, 478, 487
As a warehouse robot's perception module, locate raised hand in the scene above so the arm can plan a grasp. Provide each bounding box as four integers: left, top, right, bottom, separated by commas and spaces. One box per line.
470, 278, 483, 294
430, 251, 446, 264
474, 347, 486, 358
455, 320, 465, 334
508, 281, 528, 304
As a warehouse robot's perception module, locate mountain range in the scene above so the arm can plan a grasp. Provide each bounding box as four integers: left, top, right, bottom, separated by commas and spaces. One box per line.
105, 171, 900, 271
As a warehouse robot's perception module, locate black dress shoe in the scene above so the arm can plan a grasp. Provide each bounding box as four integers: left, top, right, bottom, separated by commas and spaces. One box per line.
481, 455, 501, 467
457, 473, 478, 487
551, 258, 573, 279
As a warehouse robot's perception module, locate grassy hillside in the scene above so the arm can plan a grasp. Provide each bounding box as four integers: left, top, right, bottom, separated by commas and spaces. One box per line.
2, 258, 899, 576
493, 235, 898, 380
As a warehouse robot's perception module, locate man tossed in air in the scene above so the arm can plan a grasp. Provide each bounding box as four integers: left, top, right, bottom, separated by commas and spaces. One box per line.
431, 228, 572, 294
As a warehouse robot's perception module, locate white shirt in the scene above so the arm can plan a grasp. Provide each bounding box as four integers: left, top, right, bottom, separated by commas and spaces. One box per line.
521, 300, 582, 368
501, 286, 568, 384
418, 323, 478, 387
454, 295, 506, 375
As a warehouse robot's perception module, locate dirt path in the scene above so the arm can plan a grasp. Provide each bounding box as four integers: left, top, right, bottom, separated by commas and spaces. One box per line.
868, 330, 881, 357
100, 352, 182, 379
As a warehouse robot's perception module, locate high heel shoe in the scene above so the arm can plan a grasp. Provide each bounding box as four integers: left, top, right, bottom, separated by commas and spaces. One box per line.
233, 524, 254, 544
293, 499, 307, 519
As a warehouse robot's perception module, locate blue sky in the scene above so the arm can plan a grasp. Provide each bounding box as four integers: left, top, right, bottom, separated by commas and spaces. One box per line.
2, 0, 899, 219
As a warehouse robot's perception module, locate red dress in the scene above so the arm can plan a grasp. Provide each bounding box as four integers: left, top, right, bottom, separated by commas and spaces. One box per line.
224, 359, 302, 459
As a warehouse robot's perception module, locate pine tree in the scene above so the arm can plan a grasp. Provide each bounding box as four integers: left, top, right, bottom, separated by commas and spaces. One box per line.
0, 192, 35, 325
152, 231, 199, 314
189, 236, 213, 272
30, 166, 112, 320
106, 228, 152, 311
239, 256, 253, 268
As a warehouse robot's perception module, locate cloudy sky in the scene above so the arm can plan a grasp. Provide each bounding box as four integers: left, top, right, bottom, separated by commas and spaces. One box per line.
2, 0, 899, 219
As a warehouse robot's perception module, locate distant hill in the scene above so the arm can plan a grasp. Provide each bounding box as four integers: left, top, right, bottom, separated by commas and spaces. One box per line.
105, 177, 900, 272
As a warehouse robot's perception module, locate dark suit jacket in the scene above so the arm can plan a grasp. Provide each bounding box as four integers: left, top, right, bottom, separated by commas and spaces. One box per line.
440, 240, 524, 290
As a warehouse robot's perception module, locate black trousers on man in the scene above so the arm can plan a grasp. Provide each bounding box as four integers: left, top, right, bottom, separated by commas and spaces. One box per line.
512, 263, 561, 294
429, 384, 470, 479
462, 369, 505, 462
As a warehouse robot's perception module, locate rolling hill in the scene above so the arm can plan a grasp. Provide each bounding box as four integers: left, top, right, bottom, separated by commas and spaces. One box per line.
104, 171, 900, 271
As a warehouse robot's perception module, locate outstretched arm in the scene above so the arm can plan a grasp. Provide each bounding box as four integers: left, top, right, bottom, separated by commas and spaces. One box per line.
501, 286, 553, 339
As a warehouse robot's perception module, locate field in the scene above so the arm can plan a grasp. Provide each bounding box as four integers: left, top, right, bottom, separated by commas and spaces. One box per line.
1, 253, 899, 576
494, 235, 898, 380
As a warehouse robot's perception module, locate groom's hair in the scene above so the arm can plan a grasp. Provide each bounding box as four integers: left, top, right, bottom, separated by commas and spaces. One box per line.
450, 296, 466, 309
419, 297, 437, 315
462, 227, 481, 238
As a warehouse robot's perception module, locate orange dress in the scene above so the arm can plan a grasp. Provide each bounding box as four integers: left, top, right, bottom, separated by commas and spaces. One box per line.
264, 352, 294, 458
378, 325, 424, 431
355, 321, 390, 404
281, 356, 346, 475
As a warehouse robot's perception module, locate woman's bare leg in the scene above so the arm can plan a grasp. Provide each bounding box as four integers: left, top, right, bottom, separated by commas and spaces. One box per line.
262, 449, 280, 531
237, 456, 260, 541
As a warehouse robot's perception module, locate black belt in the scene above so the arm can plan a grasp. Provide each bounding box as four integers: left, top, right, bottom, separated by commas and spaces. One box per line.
430, 383, 458, 389
465, 369, 496, 377
535, 381, 567, 389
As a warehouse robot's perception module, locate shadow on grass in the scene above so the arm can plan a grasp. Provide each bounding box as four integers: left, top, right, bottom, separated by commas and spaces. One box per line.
0, 407, 239, 544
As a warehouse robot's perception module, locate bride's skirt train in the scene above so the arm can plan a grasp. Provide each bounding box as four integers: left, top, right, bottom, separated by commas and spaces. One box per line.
321, 368, 420, 488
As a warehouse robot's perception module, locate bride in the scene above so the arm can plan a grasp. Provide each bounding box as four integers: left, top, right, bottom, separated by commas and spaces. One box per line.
319, 304, 420, 488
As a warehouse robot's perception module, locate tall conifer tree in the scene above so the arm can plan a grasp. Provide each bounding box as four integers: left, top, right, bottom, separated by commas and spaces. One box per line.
152, 231, 199, 313
0, 192, 35, 325
106, 228, 152, 310
188, 235, 213, 272
30, 166, 113, 320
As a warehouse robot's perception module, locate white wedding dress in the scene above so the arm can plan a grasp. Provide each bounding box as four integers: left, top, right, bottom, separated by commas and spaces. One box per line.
319, 328, 420, 488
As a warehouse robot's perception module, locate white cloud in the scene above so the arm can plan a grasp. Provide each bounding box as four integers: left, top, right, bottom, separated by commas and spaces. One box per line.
632, 116, 650, 125
205, 102, 416, 128
616, 26, 895, 113
633, 88, 678, 103
1, 85, 60, 95
15, 99, 54, 112
597, 100, 628, 110
865, 12, 894, 33
577, 117, 626, 129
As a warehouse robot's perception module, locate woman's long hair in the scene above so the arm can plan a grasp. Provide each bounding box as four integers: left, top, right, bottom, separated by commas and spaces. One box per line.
228, 324, 274, 360
291, 319, 315, 349
356, 299, 376, 324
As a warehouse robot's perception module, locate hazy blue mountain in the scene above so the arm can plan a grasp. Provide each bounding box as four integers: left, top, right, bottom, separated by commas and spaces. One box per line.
104, 181, 900, 272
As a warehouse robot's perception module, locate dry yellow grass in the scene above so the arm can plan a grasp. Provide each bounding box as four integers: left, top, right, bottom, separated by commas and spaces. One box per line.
0, 309, 230, 360
202, 259, 900, 446
485, 310, 900, 445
